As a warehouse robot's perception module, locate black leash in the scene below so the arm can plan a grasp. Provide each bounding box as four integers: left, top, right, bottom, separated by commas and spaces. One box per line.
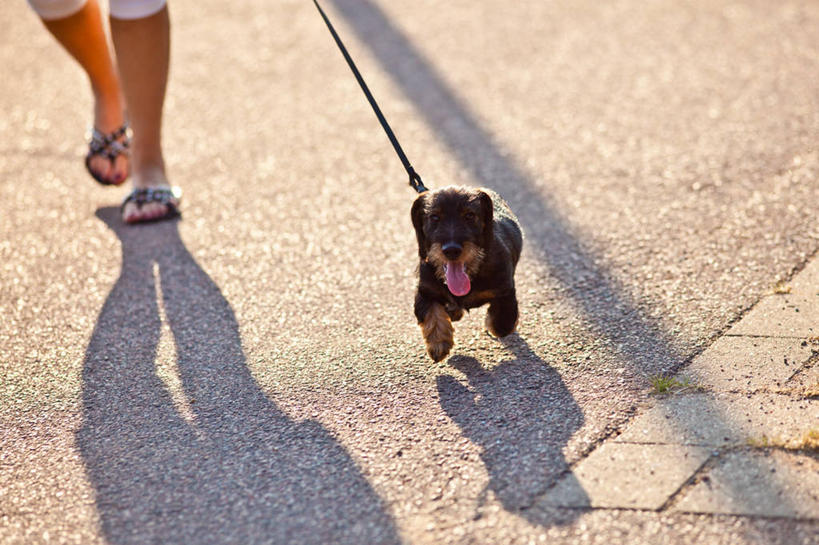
312, 0, 428, 194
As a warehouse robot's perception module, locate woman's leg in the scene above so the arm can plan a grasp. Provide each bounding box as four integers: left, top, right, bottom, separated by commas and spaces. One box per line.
35, 0, 129, 184
109, 4, 177, 223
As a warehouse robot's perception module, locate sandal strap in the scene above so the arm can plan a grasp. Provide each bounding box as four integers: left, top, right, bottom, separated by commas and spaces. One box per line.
105, 139, 130, 160
88, 122, 131, 158
121, 186, 182, 210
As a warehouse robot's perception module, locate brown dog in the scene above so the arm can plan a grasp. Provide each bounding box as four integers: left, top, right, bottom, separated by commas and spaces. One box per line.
412, 186, 523, 361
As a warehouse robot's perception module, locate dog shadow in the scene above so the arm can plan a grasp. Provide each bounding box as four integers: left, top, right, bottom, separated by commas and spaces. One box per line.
436, 335, 587, 526
76, 208, 400, 545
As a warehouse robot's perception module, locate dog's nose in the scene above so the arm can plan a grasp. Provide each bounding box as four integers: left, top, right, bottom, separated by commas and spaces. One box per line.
442, 242, 463, 260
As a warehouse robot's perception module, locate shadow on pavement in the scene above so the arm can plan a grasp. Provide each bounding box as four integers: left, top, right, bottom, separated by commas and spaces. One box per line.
329, 0, 681, 376
327, 0, 678, 526
76, 208, 401, 545
437, 335, 587, 526
326, 0, 807, 530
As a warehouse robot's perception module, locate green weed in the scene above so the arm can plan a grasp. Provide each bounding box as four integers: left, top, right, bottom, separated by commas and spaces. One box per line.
648, 375, 701, 395
747, 429, 819, 452
771, 281, 792, 295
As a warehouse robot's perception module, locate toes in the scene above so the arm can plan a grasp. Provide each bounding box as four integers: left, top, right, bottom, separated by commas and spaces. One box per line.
112, 155, 129, 185
122, 201, 155, 223
88, 154, 129, 185
122, 201, 171, 224
122, 201, 139, 223
89, 155, 112, 182
144, 202, 164, 220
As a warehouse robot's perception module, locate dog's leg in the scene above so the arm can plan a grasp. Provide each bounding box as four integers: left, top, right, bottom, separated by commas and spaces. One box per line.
417, 300, 454, 362
485, 294, 518, 338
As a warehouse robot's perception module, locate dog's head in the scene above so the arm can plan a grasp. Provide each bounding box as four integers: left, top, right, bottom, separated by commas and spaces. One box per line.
411, 186, 493, 296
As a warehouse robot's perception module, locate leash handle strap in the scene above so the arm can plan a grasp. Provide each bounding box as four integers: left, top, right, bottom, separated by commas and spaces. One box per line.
313, 0, 427, 193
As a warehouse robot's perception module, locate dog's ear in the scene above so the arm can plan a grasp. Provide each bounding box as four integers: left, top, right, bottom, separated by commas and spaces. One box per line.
477, 190, 494, 250
411, 192, 429, 259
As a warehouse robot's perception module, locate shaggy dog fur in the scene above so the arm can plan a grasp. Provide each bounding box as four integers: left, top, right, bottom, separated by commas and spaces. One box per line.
412, 186, 523, 361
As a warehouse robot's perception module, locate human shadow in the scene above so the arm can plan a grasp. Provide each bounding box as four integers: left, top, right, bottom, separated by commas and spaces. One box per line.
76, 208, 401, 545
436, 335, 587, 526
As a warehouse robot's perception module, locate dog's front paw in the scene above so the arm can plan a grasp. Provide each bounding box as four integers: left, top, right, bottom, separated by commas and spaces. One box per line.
485, 296, 519, 338
426, 338, 453, 362
485, 316, 516, 338
421, 302, 454, 361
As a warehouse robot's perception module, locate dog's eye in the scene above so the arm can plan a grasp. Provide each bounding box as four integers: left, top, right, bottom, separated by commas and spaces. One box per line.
464, 211, 476, 221
429, 214, 440, 223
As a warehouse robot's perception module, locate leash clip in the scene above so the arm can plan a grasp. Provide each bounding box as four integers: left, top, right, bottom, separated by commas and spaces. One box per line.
408, 167, 428, 194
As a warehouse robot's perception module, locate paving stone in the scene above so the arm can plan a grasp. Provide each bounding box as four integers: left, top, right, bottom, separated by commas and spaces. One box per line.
684, 336, 814, 392
674, 449, 819, 519
786, 356, 819, 396
615, 393, 818, 447
789, 257, 819, 297
727, 293, 819, 338
540, 443, 711, 510
726, 254, 819, 338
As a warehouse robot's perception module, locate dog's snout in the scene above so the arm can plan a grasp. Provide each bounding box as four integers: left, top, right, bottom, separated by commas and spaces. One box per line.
442, 242, 463, 260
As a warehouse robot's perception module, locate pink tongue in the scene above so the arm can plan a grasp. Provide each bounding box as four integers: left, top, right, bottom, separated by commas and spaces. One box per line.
445, 262, 471, 296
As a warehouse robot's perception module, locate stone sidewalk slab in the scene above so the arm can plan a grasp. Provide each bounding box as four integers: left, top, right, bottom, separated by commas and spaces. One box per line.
727, 293, 819, 338
788, 255, 819, 296
674, 449, 819, 518
683, 336, 814, 392
541, 443, 711, 510
615, 393, 818, 447
789, 361, 819, 395
540, 256, 819, 518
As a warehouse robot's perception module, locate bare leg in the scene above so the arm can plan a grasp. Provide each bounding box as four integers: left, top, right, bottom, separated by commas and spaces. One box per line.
110, 5, 178, 223
41, 0, 129, 184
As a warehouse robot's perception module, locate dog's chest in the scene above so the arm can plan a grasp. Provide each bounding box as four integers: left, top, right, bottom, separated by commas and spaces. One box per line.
448, 288, 499, 311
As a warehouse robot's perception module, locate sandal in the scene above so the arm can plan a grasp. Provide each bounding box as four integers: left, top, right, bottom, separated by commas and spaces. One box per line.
121, 186, 182, 224
85, 122, 131, 186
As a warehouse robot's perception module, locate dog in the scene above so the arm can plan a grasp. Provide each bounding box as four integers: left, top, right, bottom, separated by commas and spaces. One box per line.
412, 185, 523, 361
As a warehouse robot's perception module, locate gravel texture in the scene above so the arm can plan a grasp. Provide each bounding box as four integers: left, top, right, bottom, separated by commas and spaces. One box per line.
1, 0, 818, 543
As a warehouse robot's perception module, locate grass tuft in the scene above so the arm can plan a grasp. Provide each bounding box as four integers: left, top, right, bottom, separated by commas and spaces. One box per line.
747, 429, 819, 452
747, 435, 772, 448
771, 281, 792, 295
795, 429, 819, 451
648, 375, 702, 395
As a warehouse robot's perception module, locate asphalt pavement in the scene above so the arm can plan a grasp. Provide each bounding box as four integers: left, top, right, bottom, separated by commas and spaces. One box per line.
1, 0, 817, 543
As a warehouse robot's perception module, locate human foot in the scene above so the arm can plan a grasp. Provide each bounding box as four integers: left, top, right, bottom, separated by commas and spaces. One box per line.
121, 166, 181, 224
86, 90, 130, 185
